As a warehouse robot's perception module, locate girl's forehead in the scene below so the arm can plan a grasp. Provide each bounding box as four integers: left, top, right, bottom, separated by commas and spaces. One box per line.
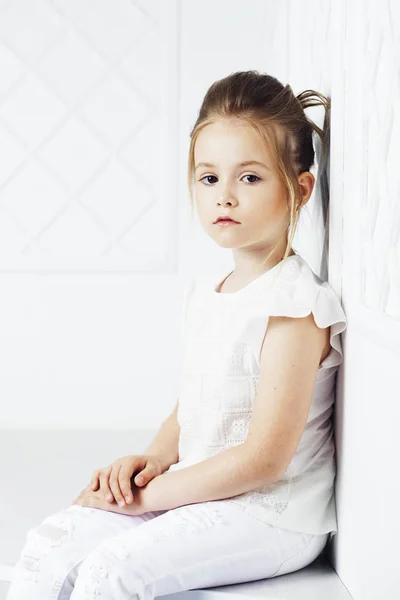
194, 123, 275, 164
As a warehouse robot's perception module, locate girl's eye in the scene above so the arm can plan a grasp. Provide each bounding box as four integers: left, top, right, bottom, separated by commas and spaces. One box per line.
243, 175, 261, 184
199, 174, 261, 186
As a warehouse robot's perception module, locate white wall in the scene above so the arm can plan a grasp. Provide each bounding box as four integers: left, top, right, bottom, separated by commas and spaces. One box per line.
332, 1, 400, 598
1, 1, 399, 598
0, 0, 182, 429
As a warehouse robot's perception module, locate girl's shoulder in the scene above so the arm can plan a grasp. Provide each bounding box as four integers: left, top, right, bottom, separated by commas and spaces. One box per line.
265, 254, 348, 370
271, 253, 347, 324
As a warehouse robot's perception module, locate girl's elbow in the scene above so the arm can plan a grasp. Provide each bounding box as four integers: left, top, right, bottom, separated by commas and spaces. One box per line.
243, 443, 281, 485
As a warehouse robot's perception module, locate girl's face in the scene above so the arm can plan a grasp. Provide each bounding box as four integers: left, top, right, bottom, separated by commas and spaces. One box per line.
193, 119, 313, 260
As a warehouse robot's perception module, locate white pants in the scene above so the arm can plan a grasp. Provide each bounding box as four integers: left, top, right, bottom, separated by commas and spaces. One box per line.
6, 500, 328, 600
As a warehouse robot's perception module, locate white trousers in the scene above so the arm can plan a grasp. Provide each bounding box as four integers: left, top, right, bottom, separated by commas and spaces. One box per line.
6, 500, 328, 600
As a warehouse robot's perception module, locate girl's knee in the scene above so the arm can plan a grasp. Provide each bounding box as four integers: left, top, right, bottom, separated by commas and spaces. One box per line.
73, 546, 146, 600
14, 506, 93, 583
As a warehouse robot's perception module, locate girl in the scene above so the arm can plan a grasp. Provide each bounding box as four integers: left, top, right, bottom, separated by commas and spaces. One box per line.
6, 70, 347, 600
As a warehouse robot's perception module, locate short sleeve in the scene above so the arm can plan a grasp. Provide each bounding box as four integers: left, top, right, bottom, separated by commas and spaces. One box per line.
268, 263, 348, 370
311, 282, 348, 370
268, 278, 348, 370
244, 265, 348, 372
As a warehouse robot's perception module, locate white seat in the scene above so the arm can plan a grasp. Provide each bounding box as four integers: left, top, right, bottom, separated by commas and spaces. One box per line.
162, 552, 353, 600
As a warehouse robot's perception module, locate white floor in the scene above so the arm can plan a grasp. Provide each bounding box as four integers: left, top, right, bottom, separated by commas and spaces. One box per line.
0, 430, 353, 600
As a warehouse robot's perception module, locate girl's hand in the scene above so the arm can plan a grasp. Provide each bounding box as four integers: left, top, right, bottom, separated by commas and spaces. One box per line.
90, 455, 164, 508
72, 483, 147, 516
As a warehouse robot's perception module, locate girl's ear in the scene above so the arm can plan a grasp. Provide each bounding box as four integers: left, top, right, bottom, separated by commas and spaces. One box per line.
298, 171, 315, 204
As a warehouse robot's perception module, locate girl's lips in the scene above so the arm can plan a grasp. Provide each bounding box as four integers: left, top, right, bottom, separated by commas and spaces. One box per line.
215, 220, 240, 226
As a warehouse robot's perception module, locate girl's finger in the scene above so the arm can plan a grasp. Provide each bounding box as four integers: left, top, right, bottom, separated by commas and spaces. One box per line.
119, 466, 133, 503
90, 470, 100, 491
100, 467, 114, 502
109, 464, 125, 507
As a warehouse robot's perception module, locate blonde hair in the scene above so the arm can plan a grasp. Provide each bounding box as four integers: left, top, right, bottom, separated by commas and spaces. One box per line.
187, 70, 330, 265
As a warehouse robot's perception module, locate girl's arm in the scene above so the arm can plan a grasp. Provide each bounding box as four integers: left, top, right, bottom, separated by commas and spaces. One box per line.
140, 312, 326, 513
139, 441, 275, 512
143, 400, 180, 473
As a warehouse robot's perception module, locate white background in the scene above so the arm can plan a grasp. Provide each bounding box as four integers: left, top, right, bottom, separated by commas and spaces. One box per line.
0, 1, 399, 599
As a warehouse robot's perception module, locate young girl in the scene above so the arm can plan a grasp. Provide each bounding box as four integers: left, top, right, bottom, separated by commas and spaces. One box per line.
6, 70, 347, 600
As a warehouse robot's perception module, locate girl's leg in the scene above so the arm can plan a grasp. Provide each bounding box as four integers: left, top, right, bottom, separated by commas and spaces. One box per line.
5, 503, 168, 600
68, 500, 328, 600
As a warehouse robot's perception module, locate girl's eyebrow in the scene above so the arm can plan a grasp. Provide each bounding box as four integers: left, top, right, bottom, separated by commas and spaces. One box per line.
195, 160, 270, 170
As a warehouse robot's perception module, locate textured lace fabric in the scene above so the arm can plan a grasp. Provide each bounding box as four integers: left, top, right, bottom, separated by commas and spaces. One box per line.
170, 253, 348, 537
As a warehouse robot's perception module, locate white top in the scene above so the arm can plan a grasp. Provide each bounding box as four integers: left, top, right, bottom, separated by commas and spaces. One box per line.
167, 252, 348, 537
